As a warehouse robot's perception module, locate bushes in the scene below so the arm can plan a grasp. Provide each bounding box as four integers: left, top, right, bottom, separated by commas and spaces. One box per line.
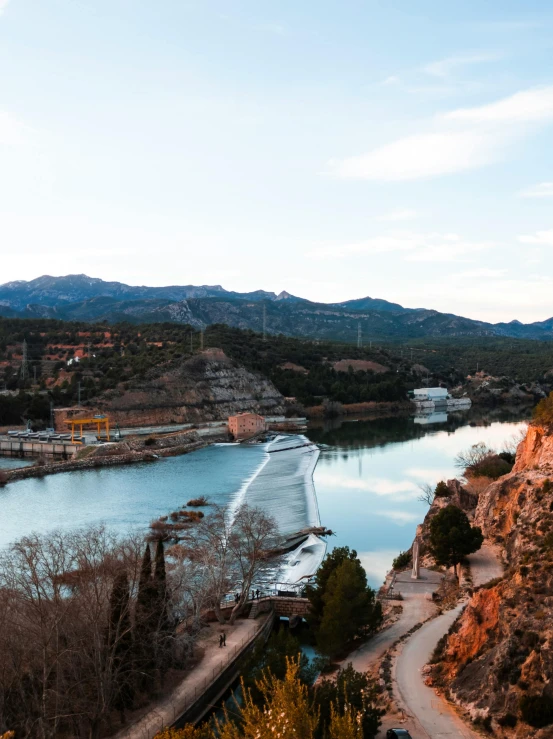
520, 692, 553, 727
187, 497, 209, 507
534, 392, 553, 425
434, 480, 450, 497
392, 550, 411, 570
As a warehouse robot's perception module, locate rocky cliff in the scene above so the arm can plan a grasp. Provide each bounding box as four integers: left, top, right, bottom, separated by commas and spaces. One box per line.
95, 348, 285, 427
431, 424, 553, 736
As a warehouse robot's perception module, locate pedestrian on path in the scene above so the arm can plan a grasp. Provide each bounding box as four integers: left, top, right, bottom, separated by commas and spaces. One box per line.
235, 592, 240, 604
219, 634, 223, 648
251, 589, 255, 600
255, 589, 260, 599
222, 633, 226, 647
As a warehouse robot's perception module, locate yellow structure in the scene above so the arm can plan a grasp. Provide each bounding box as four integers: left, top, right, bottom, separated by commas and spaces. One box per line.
66, 415, 110, 443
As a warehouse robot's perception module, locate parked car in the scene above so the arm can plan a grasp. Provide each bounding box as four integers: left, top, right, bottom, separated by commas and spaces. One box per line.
386, 730, 413, 739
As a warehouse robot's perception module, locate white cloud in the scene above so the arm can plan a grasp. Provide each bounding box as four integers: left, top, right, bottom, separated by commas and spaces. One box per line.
0, 0, 10, 14
518, 229, 553, 246
328, 87, 553, 182
330, 130, 491, 181
309, 231, 494, 263
519, 182, 553, 199
444, 86, 553, 124
423, 52, 501, 78
378, 208, 418, 222
374, 510, 421, 524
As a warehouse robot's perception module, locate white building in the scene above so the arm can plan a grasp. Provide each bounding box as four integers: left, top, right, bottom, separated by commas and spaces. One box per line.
413, 387, 448, 402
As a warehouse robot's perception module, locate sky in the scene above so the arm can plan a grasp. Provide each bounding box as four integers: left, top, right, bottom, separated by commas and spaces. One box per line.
1, 1, 553, 323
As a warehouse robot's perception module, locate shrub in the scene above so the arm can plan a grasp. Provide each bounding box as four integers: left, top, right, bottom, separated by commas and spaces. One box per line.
534, 392, 553, 426
470, 454, 513, 479
434, 480, 450, 497
187, 496, 209, 507
520, 692, 553, 727
392, 550, 411, 570
498, 713, 517, 728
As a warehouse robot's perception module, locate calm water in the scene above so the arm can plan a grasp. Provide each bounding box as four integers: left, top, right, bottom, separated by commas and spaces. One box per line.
0, 408, 529, 586
0, 458, 33, 470
306, 407, 529, 586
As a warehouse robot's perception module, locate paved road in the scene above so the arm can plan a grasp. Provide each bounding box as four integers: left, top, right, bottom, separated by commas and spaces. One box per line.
467, 543, 503, 587
395, 603, 480, 738
344, 569, 441, 673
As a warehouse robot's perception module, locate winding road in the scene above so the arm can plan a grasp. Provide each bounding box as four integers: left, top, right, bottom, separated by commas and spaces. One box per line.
380, 544, 503, 738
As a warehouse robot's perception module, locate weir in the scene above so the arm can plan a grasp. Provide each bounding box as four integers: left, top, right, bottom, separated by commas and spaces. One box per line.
238, 434, 327, 586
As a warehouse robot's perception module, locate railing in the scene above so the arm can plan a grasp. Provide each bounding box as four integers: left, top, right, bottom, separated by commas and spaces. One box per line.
116, 618, 273, 739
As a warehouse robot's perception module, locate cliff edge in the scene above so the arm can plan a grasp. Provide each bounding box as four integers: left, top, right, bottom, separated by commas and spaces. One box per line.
431, 423, 553, 736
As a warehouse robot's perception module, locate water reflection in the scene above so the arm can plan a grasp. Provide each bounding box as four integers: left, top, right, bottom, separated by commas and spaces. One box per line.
306, 407, 530, 588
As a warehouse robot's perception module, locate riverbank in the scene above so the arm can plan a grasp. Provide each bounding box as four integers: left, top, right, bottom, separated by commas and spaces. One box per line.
0, 430, 227, 485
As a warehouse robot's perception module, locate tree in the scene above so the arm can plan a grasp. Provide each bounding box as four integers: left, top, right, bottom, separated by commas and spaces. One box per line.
239, 629, 315, 704
135, 544, 159, 683
154, 539, 171, 637
107, 570, 134, 722
313, 663, 382, 739
306, 546, 360, 633
317, 559, 382, 657
428, 505, 483, 579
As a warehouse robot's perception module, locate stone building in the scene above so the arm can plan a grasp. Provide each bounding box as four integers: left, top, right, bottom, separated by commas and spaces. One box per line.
228, 412, 266, 439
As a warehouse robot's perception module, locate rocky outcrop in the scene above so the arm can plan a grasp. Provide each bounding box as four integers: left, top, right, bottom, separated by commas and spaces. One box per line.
95, 348, 285, 427
431, 425, 553, 736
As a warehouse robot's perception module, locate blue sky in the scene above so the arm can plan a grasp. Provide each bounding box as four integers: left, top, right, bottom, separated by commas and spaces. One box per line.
1, 1, 553, 323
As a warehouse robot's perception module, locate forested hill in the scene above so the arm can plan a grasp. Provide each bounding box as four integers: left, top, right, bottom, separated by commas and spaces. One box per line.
1, 317, 553, 427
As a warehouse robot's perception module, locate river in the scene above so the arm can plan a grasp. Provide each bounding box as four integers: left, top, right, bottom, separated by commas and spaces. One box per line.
0, 407, 529, 587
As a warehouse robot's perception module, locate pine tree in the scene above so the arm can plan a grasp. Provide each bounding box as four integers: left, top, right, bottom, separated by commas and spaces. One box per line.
107, 570, 134, 720
135, 544, 158, 683
154, 538, 170, 633
306, 546, 359, 632
317, 559, 382, 658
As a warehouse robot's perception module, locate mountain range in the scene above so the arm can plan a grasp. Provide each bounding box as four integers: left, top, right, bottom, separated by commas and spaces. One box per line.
1, 273, 553, 342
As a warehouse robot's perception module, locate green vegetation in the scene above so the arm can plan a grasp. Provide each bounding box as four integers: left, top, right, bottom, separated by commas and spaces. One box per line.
428, 505, 483, 578
306, 547, 382, 657
155, 658, 382, 739
534, 391, 553, 425
392, 550, 411, 570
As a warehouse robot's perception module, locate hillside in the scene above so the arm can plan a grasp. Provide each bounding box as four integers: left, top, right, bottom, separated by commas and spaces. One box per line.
3, 274, 553, 341
429, 421, 553, 735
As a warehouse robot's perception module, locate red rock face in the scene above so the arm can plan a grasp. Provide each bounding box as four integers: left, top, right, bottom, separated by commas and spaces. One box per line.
432, 423, 553, 734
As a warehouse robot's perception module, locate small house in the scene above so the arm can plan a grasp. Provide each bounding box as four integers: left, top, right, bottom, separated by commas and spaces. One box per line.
228, 412, 266, 439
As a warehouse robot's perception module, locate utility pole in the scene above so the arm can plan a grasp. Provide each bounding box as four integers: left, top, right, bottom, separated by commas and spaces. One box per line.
20, 339, 28, 381
200, 330, 204, 351
357, 322, 362, 349
263, 303, 267, 342
49, 401, 54, 431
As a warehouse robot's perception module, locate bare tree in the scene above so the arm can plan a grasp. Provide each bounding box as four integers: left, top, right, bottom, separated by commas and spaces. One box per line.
227, 505, 280, 624
454, 441, 494, 472
182, 504, 280, 625
417, 482, 435, 506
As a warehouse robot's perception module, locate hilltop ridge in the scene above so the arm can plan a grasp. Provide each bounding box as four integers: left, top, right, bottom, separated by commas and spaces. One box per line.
3, 274, 553, 341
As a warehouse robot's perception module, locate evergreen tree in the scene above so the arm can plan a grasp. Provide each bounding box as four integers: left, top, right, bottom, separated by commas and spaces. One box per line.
306, 546, 360, 632
317, 559, 382, 658
107, 570, 134, 720
135, 544, 158, 682
428, 504, 483, 578
154, 539, 172, 649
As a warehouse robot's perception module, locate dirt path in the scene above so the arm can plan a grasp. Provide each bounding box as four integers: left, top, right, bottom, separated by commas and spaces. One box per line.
467, 542, 503, 587
393, 602, 480, 738
114, 617, 268, 739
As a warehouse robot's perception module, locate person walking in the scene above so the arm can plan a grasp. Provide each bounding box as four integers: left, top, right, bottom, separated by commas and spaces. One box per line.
255, 589, 260, 599
222, 633, 226, 647
251, 589, 255, 600
219, 634, 223, 648
235, 592, 240, 604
